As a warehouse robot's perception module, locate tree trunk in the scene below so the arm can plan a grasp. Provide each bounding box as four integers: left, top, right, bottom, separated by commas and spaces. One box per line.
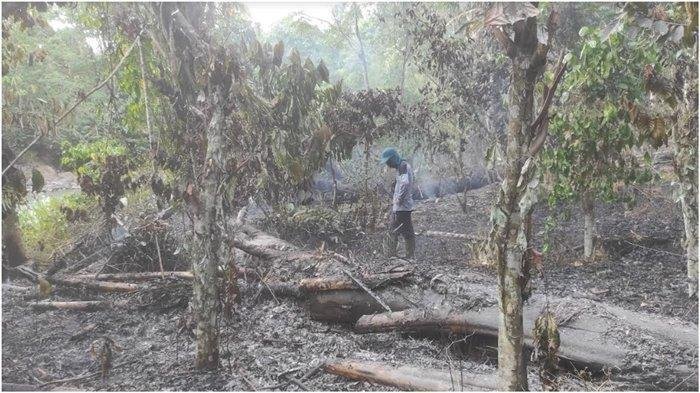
354, 10, 370, 90
69, 271, 195, 281
399, 29, 411, 100
490, 69, 537, 392
30, 300, 127, 312
487, 11, 560, 389
51, 277, 143, 292
300, 270, 411, 292
324, 360, 498, 391
582, 193, 595, 259
329, 158, 338, 206
423, 230, 484, 241
1, 145, 28, 274
3, 383, 40, 391
309, 289, 411, 323
192, 88, 226, 369
673, 56, 699, 297
354, 306, 635, 373
1, 210, 27, 271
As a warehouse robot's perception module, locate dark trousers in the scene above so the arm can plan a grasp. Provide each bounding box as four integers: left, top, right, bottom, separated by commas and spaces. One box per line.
385, 211, 415, 258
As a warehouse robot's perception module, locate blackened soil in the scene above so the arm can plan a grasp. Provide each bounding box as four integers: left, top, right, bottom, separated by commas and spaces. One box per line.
2, 175, 697, 391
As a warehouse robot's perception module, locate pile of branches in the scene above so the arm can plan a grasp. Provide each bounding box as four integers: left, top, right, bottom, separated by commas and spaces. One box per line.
261, 204, 361, 246
104, 220, 188, 273
42, 210, 188, 278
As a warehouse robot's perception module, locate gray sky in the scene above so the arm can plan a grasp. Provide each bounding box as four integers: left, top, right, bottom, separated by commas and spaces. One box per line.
243, 2, 336, 32
49, 2, 338, 52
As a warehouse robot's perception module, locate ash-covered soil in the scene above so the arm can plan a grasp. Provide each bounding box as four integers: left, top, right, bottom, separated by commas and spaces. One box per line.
2, 177, 698, 391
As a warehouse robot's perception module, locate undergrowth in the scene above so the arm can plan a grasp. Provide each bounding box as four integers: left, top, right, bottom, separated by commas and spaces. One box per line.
18, 192, 98, 267
18, 185, 159, 268
262, 203, 361, 246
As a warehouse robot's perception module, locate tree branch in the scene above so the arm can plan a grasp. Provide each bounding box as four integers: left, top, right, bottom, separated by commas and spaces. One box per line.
2, 30, 143, 177
170, 7, 207, 54
492, 26, 516, 58
528, 55, 568, 156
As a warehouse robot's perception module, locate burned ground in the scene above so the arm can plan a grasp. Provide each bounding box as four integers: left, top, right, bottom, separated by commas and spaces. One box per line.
2, 178, 698, 391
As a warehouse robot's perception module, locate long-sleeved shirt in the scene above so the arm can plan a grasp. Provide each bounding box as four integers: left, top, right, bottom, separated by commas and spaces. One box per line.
392, 160, 414, 212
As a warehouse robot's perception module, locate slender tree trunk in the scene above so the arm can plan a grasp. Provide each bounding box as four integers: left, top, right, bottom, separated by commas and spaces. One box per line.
354, 11, 370, 90
1, 211, 27, 271
399, 29, 411, 100
329, 158, 338, 206
582, 192, 595, 259
192, 88, 226, 369
487, 9, 563, 388
673, 55, 698, 297
137, 37, 155, 163
137, 36, 163, 209
490, 60, 538, 391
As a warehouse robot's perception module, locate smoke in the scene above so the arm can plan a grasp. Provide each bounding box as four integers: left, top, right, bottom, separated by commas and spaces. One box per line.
311, 154, 495, 202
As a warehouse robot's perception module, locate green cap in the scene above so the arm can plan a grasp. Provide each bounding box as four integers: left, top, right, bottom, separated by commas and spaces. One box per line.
380, 147, 399, 165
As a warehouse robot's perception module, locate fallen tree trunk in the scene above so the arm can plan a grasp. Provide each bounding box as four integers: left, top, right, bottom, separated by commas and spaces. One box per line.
309, 290, 412, 323
299, 270, 411, 292
324, 359, 497, 391
67, 268, 409, 290
2, 284, 33, 292
232, 225, 358, 279
7, 266, 143, 293
69, 267, 268, 283
421, 231, 485, 241
51, 277, 143, 293
2, 383, 41, 391
69, 271, 195, 281
257, 270, 413, 301
355, 307, 626, 372
29, 300, 128, 312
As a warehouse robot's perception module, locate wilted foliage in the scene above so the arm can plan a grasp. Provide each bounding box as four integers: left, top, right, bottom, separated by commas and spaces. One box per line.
324, 88, 406, 160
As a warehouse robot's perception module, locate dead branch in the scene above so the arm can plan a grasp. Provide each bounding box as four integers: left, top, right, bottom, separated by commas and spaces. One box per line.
528, 55, 568, 156
38, 360, 137, 388
70, 323, 99, 341
59, 246, 110, 276
69, 271, 195, 282
492, 26, 516, 58
30, 300, 129, 312
299, 269, 412, 292
2, 284, 33, 292
51, 277, 143, 293
342, 269, 392, 312
2, 383, 41, 391
421, 230, 485, 241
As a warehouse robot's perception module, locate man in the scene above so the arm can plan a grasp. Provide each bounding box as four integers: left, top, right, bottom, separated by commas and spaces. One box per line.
380, 147, 415, 259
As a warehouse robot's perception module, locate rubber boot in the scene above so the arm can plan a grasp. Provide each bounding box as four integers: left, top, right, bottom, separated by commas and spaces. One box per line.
405, 234, 415, 259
